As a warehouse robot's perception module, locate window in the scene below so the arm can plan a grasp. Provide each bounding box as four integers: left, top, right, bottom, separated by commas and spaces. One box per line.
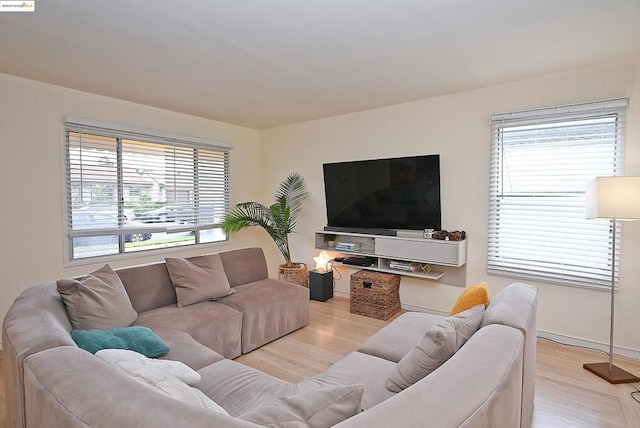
488, 99, 627, 288
63, 118, 231, 261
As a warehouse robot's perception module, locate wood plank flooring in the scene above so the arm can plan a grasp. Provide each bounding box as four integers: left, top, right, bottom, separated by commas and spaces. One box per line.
1, 297, 638, 427
238, 298, 640, 428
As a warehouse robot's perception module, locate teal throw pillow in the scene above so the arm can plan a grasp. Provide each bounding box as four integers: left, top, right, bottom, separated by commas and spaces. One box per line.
72, 326, 169, 357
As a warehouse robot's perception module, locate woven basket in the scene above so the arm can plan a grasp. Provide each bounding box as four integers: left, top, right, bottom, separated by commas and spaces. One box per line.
350, 270, 400, 320
278, 263, 309, 288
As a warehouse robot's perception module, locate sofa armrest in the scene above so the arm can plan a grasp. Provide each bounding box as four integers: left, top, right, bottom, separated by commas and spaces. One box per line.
23, 346, 260, 428
481, 282, 538, 428
335, 325, 524, 428
3, 283, 75, 428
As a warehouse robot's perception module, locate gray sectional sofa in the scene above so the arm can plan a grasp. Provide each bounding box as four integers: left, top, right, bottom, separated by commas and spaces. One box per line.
3, 244, 538, 428
3, 247, 309, 428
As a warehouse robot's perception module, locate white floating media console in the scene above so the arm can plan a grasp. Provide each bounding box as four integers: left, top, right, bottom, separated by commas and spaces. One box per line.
315, 230, 466, 281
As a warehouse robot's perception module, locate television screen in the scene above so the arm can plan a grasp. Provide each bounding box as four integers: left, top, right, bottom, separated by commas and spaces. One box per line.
323, 154, 441, 233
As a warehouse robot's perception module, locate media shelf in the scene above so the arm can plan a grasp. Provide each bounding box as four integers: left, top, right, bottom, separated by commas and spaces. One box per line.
314, 230, 466, 281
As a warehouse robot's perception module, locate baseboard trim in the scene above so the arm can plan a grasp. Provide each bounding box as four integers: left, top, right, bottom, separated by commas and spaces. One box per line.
537, 330, 640, 361
334, 295, 452, 317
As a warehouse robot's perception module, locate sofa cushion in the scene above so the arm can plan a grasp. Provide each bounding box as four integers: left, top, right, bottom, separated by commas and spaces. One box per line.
357, 311, 444, 363
97, 351, 228, 414
299, 351, 397, 410
218, 278, 309, 354
239, 384, 364, 428
57, 264, 138, 330
116, 262, 177, 313
386, 304, 485, 392
166, 254, 235, 307
71, 326, 169, 357
450, 281, 490, 315
197, 359, 291, 416
219, 247, 269, 287
153, 328, 224, 370
134, 301, 243, 359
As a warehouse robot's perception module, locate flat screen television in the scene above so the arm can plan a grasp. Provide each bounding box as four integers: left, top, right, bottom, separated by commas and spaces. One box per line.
323, 154, 441, 235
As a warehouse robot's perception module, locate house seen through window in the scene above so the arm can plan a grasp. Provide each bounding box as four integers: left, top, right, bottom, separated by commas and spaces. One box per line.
64, 119, 231, 261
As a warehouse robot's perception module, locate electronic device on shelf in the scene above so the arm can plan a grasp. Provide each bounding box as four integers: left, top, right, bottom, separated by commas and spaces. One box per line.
388, 260, 416, 272
334, 242, 361, 251
341, 256, 377, 267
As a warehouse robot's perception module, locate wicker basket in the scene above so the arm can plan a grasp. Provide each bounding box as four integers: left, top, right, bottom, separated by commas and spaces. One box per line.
350, 270, 400, 320
278, 263, 309, 288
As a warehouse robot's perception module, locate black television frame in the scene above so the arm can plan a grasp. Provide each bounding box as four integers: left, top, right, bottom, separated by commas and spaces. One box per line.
322, 154, 441, 236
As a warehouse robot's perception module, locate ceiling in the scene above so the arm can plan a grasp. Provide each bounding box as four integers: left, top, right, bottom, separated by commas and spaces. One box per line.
1, 1, 640, 130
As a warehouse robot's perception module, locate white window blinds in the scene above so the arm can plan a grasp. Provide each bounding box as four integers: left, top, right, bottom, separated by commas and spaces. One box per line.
488, 99, 627, 288
63, 118, 231, 261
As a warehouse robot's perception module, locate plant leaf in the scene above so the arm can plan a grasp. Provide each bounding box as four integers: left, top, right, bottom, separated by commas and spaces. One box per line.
222, 173, 308, 265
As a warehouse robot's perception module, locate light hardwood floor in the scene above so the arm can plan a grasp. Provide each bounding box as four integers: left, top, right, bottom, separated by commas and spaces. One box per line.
1, 297, 639, 427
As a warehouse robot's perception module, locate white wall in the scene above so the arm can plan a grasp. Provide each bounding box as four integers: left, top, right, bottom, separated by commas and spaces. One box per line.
3, 59, 640, 356
0, 73, 268, 334
261, 59, 640, 355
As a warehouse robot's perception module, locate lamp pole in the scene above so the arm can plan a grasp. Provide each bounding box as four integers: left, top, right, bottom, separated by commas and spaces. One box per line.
607, 218, 616, 374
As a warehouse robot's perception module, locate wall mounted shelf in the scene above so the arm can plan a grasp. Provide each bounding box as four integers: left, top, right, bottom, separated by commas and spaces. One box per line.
314, 230, 466, 281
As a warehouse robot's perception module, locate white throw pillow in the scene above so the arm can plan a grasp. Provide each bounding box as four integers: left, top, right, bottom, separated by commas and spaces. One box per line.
96, 350, 227, 415
96, 349, 200, 385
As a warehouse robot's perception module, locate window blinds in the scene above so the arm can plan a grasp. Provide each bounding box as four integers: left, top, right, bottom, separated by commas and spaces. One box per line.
63, 118, 231, 258
488, 98, 627, 288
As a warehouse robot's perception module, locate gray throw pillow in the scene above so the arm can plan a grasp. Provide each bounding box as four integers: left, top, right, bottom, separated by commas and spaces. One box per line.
386, 304, 485, 392
57, 264, 138, 330
239, 384, 364, 428
166, 254, 234, 308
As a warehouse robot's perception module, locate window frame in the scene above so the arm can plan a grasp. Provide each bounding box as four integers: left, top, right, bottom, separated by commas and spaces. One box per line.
487, 99, 628, 289
61, 117, 233, 265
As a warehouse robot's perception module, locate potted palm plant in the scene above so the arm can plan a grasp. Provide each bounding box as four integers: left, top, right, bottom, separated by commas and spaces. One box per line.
221, 172, 310, 287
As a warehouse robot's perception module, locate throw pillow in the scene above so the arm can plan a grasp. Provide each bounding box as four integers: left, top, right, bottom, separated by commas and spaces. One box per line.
239, 384, 364, 428
100, 356, 228, 415
57, 264, 138, 330
165, 254, 235, 308
386, 304, 485, 392
450, 281, 490, 315
96, 349, 200, 385
72, 326, 169, 357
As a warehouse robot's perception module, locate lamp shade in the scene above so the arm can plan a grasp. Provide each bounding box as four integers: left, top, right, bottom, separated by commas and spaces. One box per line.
313, 251, 333, 271
586, 177, 640, 220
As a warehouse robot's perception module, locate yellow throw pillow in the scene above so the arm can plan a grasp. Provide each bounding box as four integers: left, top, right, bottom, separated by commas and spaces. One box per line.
450, 282, 490, 316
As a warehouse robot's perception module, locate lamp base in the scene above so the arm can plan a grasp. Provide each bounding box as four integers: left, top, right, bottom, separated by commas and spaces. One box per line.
583, 362, 640, 384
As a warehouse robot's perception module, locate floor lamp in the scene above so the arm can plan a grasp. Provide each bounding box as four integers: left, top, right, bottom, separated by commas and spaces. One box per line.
584, 176, 640, 384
